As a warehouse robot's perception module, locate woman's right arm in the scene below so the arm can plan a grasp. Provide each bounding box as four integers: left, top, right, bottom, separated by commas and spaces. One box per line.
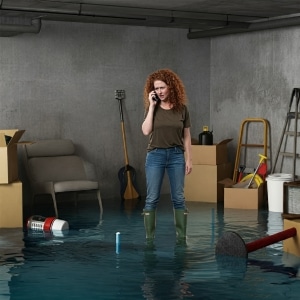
142, 105, 155, 136
142, 92, 157, 136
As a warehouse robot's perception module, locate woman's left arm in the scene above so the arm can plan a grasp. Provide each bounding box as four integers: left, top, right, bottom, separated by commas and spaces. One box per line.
183, 127, 192, 175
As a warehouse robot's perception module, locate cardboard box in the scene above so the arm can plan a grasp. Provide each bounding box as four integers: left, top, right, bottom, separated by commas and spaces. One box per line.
0, 181, 23, 228
0, 129, 25, 183
283, 218, 300, 257
185, 162, 232, 203
223, 180, 265, 209
191, 139, 232, 165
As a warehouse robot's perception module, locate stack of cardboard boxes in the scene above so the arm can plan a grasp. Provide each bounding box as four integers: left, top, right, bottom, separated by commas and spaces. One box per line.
185, 139, 232, 203
0, 129, 25, 228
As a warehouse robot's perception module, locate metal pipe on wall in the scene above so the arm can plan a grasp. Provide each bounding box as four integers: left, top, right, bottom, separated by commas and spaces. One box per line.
187, 15, 300, 39
0, 18, 41, 33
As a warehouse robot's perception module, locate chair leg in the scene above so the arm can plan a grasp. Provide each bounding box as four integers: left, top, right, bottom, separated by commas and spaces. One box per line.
96, 189, 103, 220
50, 191, 59, 218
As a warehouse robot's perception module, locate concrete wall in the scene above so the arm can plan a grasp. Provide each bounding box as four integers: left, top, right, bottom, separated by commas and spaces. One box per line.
211, 27, 300, 176
0, 21, 210, 200
2, 20, 299, 203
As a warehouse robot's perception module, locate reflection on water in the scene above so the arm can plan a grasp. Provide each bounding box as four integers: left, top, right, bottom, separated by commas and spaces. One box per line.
1, 196, 300, 299
267, 211, 284, 250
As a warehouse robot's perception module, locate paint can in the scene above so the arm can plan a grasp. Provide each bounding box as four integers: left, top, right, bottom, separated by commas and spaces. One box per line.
27, 215, 69, 231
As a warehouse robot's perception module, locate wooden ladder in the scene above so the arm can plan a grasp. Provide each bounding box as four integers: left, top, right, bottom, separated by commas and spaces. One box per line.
233, 118, 269, 183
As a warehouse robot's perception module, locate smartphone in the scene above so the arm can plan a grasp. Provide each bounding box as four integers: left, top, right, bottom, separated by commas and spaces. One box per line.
152, 93, 160, 102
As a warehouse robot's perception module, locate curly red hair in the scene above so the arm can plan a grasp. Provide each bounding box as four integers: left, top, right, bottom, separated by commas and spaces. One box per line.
143, 69, 187, 112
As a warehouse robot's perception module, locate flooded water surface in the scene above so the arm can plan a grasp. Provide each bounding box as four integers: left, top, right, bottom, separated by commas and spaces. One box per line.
1, 196, 300, 300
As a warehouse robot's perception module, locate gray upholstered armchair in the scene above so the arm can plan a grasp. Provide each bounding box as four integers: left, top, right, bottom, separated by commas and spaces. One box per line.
22, 139, 103, 218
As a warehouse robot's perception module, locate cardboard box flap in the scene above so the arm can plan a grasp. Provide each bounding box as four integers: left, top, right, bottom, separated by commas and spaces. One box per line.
191, 138, 233, 146
218, 177, 260, 189
217, 138, 233, 145
8, 130, 25, 145
0, 129, 19, 137
0, 130, 25, 147
219, 178, 234, 187
0, 133, 7, 147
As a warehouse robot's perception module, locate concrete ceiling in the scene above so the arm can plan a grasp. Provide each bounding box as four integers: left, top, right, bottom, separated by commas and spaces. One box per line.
1, 0, 300, 38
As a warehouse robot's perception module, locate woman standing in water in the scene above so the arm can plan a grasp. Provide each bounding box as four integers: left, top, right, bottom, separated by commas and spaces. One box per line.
142, 69, 192, 242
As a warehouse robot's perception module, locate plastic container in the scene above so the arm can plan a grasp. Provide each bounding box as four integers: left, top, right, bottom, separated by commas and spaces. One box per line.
266, 173, 293, 212
27, 215, 69, 231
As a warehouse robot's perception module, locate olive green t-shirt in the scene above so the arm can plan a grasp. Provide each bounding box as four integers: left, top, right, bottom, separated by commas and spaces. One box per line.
145, 105, 191, 151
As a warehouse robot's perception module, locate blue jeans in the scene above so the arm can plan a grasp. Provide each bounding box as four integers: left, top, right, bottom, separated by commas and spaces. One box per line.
144, 147, 186, 210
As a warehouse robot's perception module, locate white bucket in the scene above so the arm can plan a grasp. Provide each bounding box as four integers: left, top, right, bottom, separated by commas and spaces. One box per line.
266, 173, 293, 212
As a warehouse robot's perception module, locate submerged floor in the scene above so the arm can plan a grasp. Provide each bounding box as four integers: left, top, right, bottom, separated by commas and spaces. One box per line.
1, 195, 300, 299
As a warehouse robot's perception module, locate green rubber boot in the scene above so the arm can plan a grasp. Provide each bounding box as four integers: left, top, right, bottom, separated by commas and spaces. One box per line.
174, 209, 188, 242
143, 210, 156, 241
